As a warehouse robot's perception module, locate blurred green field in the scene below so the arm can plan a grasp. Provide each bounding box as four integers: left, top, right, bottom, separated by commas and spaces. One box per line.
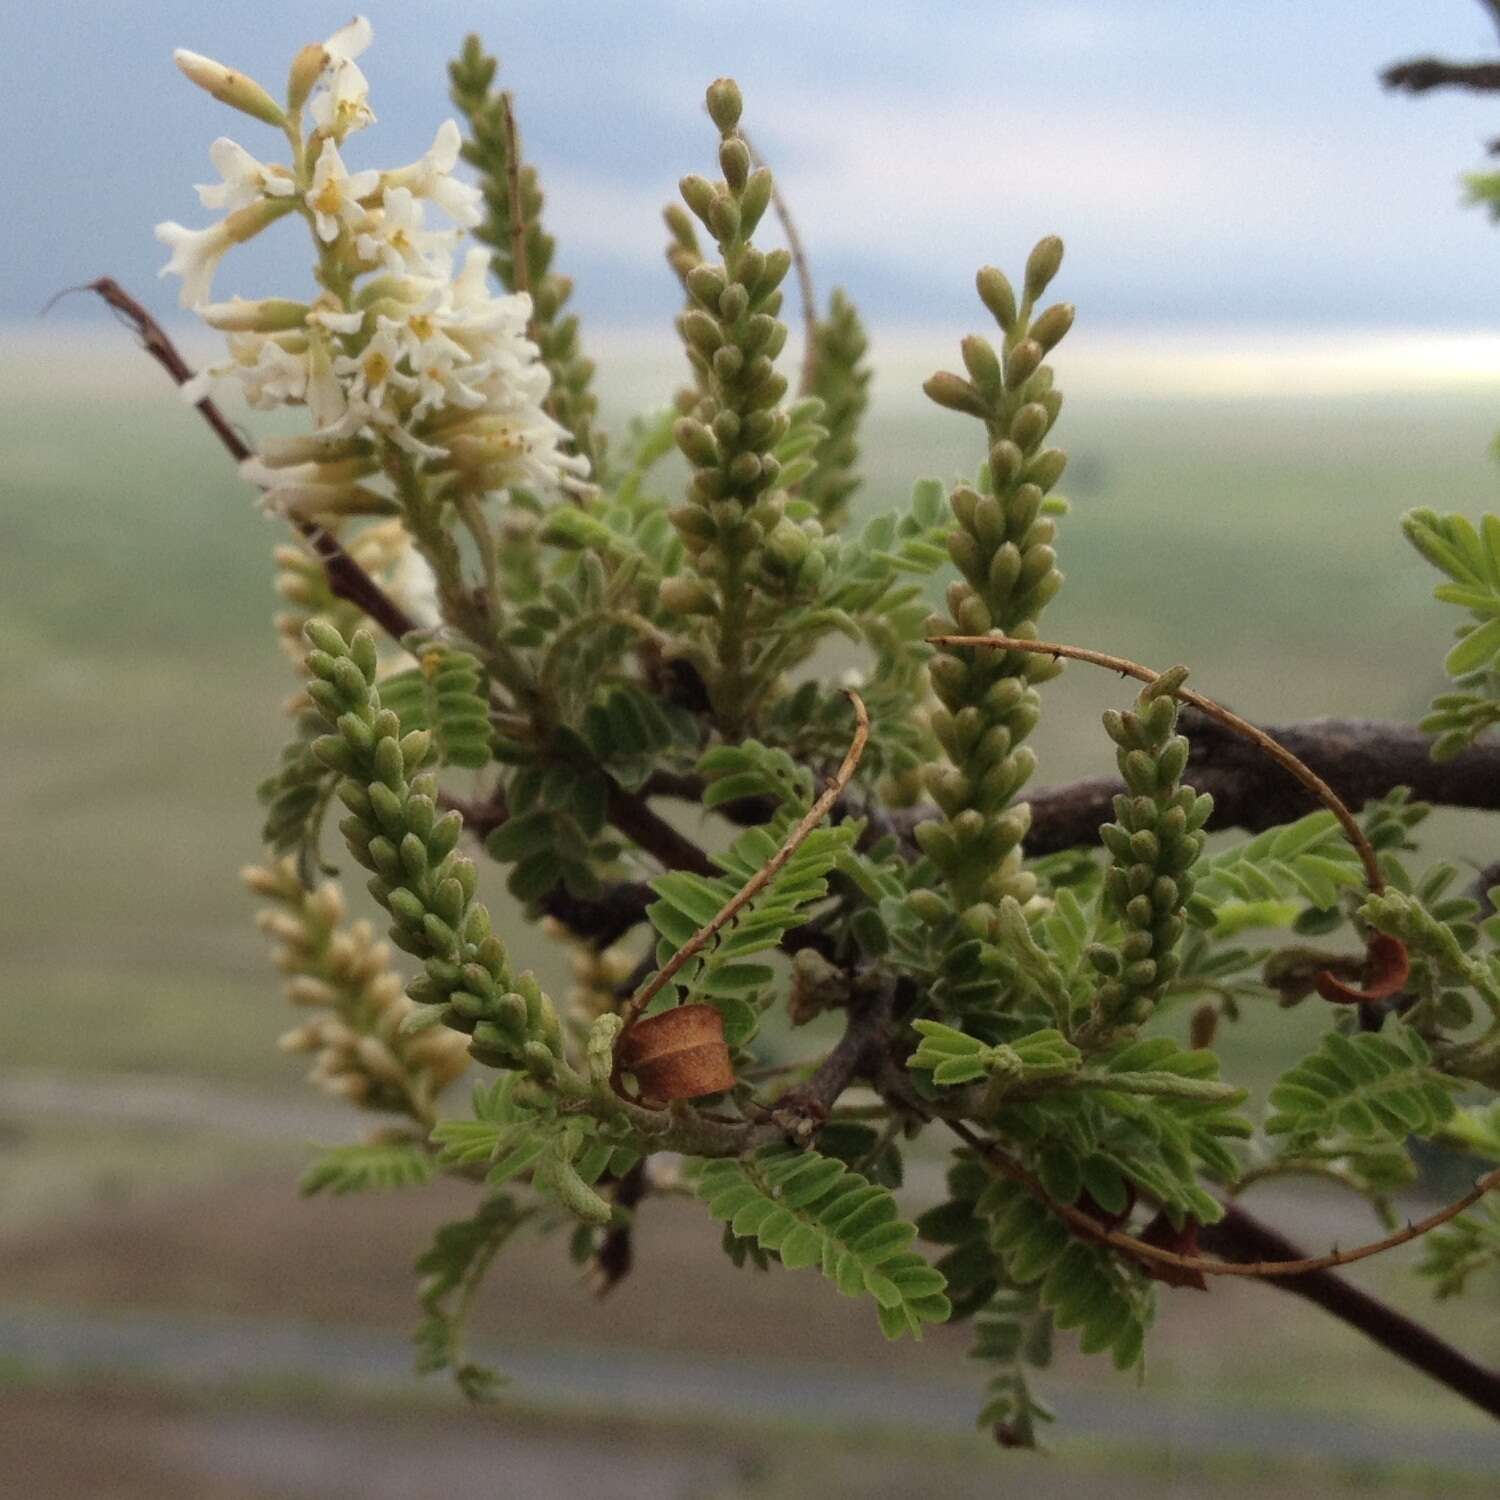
5, 336, 1500, 1491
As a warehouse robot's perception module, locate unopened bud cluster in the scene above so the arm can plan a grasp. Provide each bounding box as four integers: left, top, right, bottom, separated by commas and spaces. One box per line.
244, 858, 469, 1118
664, 79, 827, 718
918, 239, 1074, 919
802, 289, 872, 530
302, 621, 564, 1074
1085, 673, 1211, 1031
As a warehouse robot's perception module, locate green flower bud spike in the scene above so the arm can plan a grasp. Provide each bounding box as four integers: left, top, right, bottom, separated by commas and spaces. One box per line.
1086, 670, 1209, 1034
661, 77, 824, 735
918, 239, 1075, 920
302, 621, 564, 1070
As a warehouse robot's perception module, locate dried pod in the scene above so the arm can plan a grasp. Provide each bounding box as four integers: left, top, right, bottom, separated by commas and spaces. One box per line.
617, 1003, 735, 1100
1315, 932, 1410, 1005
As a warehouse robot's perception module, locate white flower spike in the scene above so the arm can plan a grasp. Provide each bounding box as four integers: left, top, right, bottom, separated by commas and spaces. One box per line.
161, 16, 588, 503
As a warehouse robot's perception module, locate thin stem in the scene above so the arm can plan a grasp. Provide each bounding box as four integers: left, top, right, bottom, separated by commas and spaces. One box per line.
929, 633, 1385, 892
500, 94, 531, 305
947, 1117, 1500, 1280
619, 691, 869, 1029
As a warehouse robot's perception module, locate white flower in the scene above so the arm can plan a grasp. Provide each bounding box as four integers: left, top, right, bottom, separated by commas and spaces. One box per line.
354, 186, 457, 275
305, 301, 366, 336
323, 15, 373, 63
333, 328, 414, 412
309, 16, 375, 138
196, 137, 296, 212
306, 139, 378, 242
305, 331, 350, 430
180, 332, 308, 408
155, 219, 236, 308
389, 120, 482, 227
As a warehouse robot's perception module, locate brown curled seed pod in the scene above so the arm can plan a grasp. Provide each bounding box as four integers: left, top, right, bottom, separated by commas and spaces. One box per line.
617, 1004, 735, 1101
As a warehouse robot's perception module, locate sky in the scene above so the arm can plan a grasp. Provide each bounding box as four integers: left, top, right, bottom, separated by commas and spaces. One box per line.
10, 1, 1500, 337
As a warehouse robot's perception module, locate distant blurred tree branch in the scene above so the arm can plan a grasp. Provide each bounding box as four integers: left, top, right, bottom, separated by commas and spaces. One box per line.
1382, 0, 1500, 121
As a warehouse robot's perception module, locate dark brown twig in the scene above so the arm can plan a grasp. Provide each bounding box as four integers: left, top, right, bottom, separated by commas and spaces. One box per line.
948, 1118, 1500, 1281
499, 95, 531, 304
1199, 1202, 1500, 1421
85, 278, 418, 642
1382, 58, 1500, 94
930, 634, 1385, 893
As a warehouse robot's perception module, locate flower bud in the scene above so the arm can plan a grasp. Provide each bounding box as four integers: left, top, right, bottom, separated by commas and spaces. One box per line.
673, 416, 720, 466
719, 136, 751, 192
1009, 402, 1050, 453
738, 168, 773, 237
686, 263, 727, 308
679, 173, 718, 225
766, 517, 810, 567
708, 194, 741, 243
923, 371, 988, 418
198, 297, 309, 332
1004, 339, 1044, 389
1025, 448, 1067, 492
706, 77, 744, 134
1024, 236, 1065, 301
287, 42, 328, 114
1029, 301, 1075, 353
960, 335, 1002, 397
988, 440, 1023, 488
660, 577, 718, 615
173, 49, 285, 127
976, 266, 1017, 331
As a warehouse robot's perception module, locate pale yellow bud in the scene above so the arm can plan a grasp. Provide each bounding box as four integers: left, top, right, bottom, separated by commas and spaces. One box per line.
173, 49, 286, 127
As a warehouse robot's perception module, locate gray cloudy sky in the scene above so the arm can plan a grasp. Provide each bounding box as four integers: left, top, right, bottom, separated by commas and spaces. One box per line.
10, 1, 1500, 333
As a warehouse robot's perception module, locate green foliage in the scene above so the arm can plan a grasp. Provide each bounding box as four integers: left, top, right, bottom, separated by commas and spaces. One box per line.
977, 1174, 1153, 1372
300, 1137, 436, 1196
990, 1036, 1250, 1225
970, 1289, 1056, 1450
1416, 1200, 1500, 1299
1402, 507, 1500, 758
909, 1021, 1080, 1088
1188, 809, 1364, 925
697, 1144, 951, 1339
646, 809, 856, 1045
1440, 1100, 1500, 1161
174, 32, 1500, 1449
1266, 1025, 1460, 1146
1362, 886, 1500, 1028
414, 1191, 535, 1400
256, 711, 337, 882
377, 644, 492, 769
432, 1073, 639, 1226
